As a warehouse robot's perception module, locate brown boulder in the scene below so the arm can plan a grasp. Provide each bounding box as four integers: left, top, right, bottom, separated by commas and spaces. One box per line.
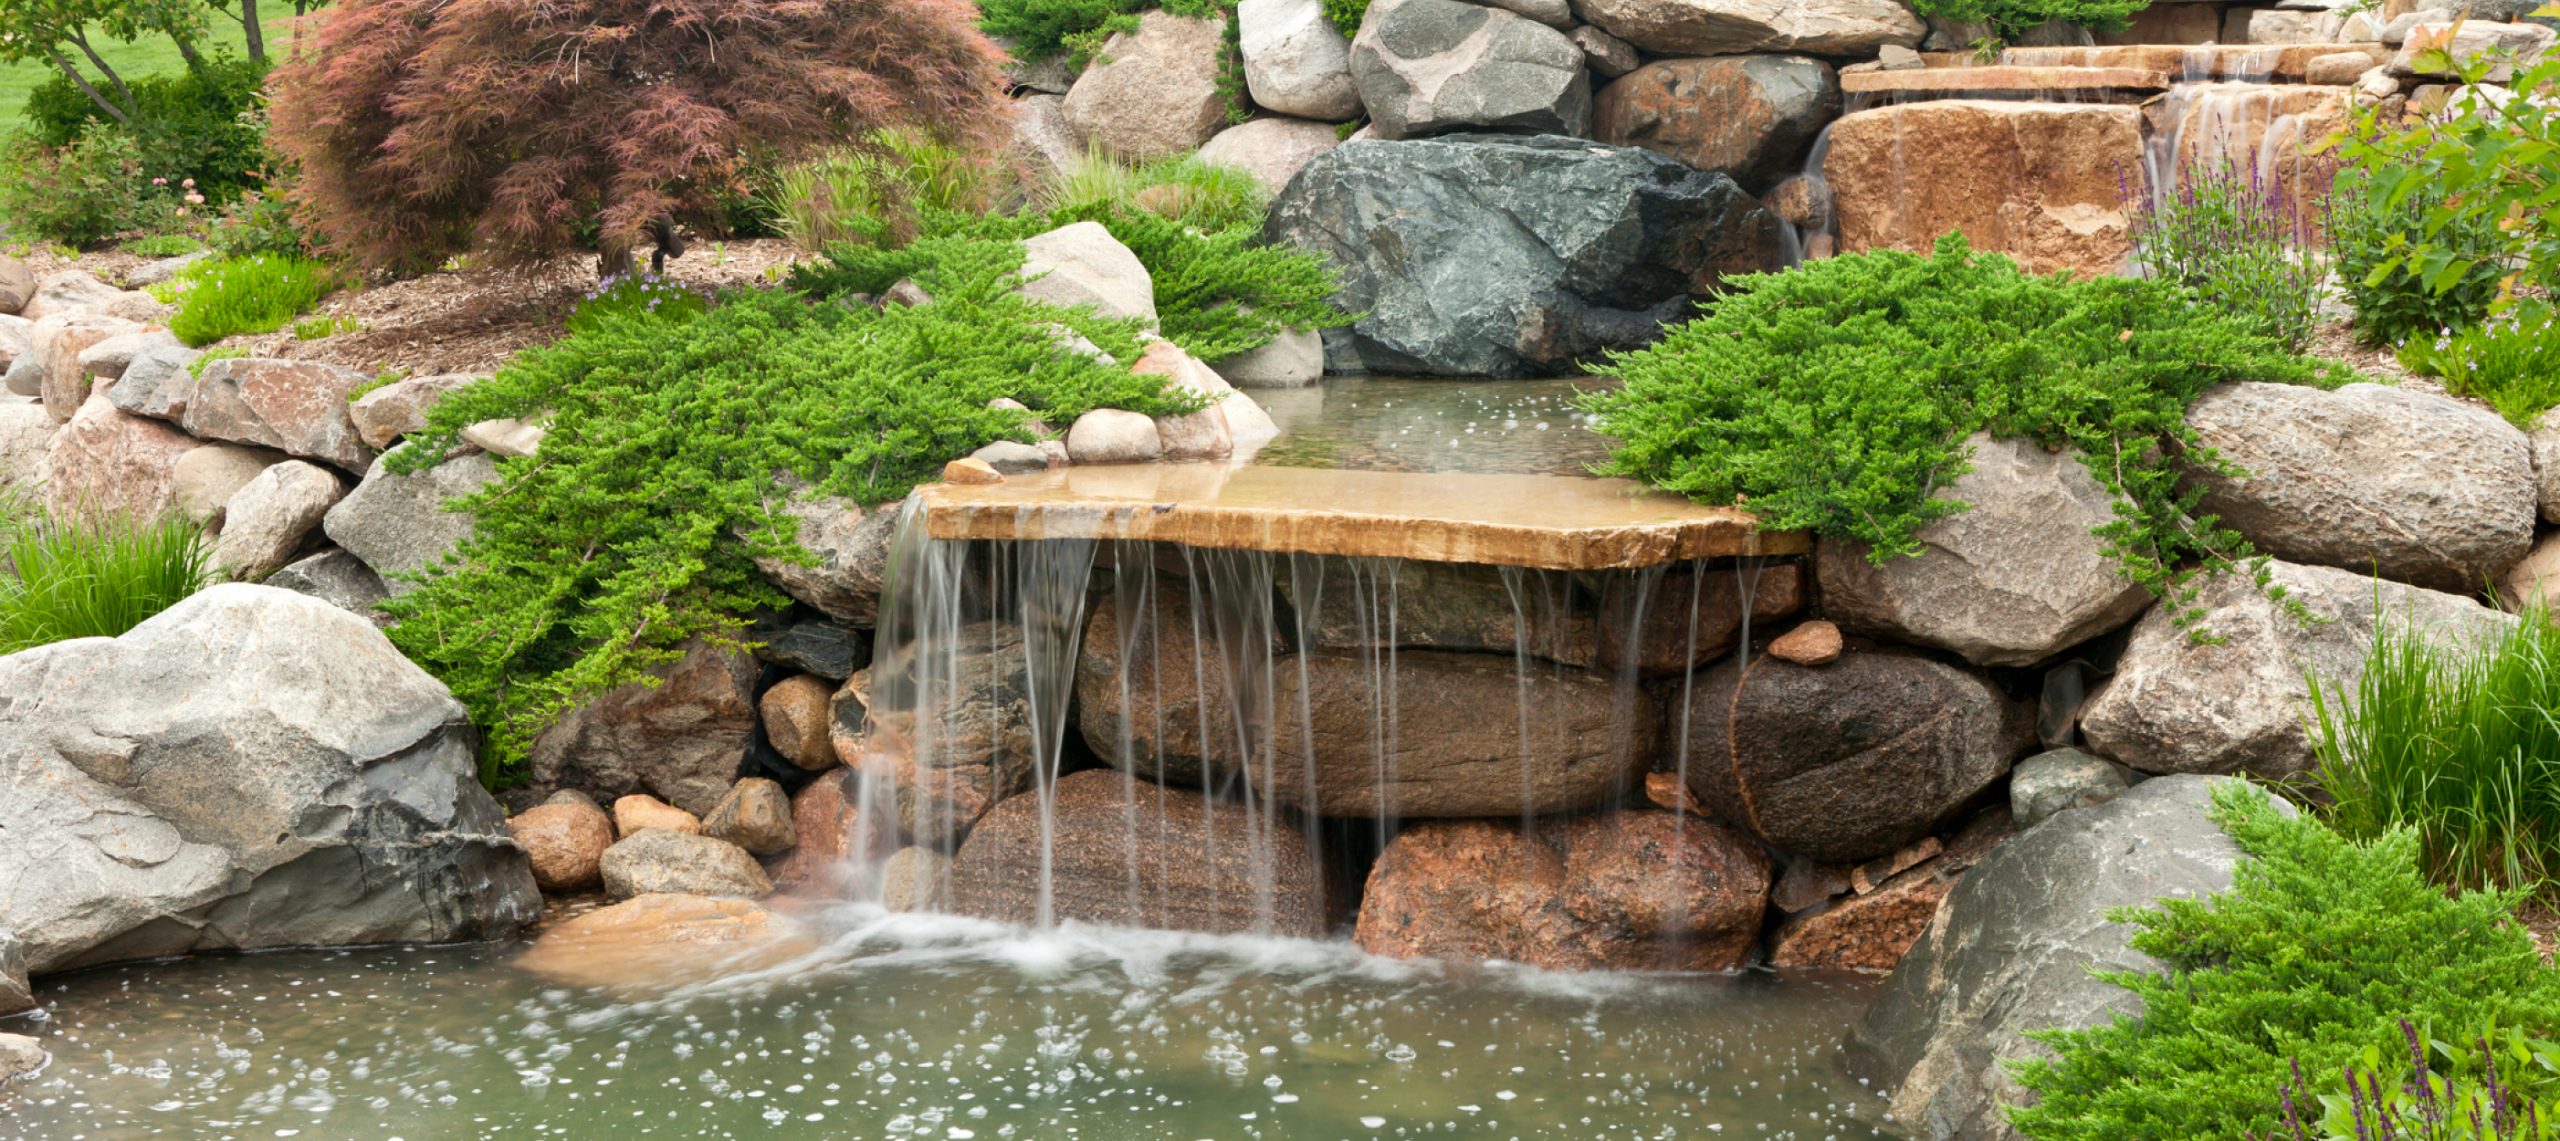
1682, 649, 2031, 862
1825, 100, 2146, 277
1768, 808, 2014, 971
598, 829, 774, 899
759, 673, 839, 771
1075, 587, 1258, 789
532, 641, 757, 816
1354, 810, 1771, 971
1767, 619, 1842, 665
35, 314, 136, 420
768, 770, 899, 895
515, 893, 815, 991
950, 769, 1330, 937
505, 800, 616, 892
183, 357, 377, 473
701, 777, 797, 856
1590, 56, 1840, 192
0, 255, 32, 315
1285, 559, 1802, 675
1061, 11, 1231, 163
43, 389, 205, 519
840, 623, 1044, 847
611, 794, 700, 837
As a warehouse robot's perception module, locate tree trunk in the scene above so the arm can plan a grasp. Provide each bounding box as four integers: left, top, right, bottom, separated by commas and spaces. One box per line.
241, 0, 265, 63
46, 52, 131, 123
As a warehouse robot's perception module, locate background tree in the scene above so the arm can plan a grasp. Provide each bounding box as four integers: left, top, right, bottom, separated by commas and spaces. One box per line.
267, 0, 1011, 276
0, 0, 211, 121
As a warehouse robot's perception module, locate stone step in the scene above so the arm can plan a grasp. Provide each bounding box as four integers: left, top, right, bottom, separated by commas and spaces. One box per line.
1843, 65, 2171, 101
1926, 43, 2385, 82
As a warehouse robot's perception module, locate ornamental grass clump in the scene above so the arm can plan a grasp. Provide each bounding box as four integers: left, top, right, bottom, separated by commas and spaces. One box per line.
2308, 600, 2560, 901
2010, 782, 2560, 1141
156, 253, 339, 346
1583, 234, 2348, 627
381, 237, 1211, 785
0, 495, 211, 654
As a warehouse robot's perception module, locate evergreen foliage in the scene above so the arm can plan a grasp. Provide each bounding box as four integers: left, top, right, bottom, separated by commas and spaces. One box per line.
1906, 0, 2148, 42
381, 240, 1209, 784
977, 0, 1222, 70
2009, 782, 2560, 1140
1321, 0, 1368, 39
1582, 235, 2346, 628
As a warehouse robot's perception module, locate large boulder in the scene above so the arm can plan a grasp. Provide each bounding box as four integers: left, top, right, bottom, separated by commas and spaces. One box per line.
172, 442, 286, 525
0, 585, 540, 1004
103, 338, 203, 421
347, 372, 477, 449
528, 640, 757, 816
1845, 776, 2280, 1141
183, 357, 377, 473
42, 388, 207, 519
31, 312, 140, 419
1019, 220, 1158, 327
1265, 134, 1782, 376
1075, 587, 1254, 789
1819, 434, 2151, 667
1197, 116, 1344, 196
514, 893, 814, 992
1590, 56, 1839, 192
1354, 811, 1771, 970
322, 446, 501, 595
0, 397, 55, 493
598, 829, 773, 899
1683, 649, 2033, 862
0, 255, 32, 315
749, 491, 902, 626
1350, 0, 1590, 139
1061, 10, 1231, 162
2182, 382, 2535, 593
1568, 0, 1925, 56
2080, 559, 2512, 779
840, 624, 1047, 846
950, 769, 1331, 937
212, 459, 345, 580
1240, 0, 1363, 120
1825, 100, 2146, 277
16, 270, 121, 322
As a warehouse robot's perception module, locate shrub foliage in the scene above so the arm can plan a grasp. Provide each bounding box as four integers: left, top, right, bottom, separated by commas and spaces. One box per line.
1582, 235, 2344, 626
2009, 783, 2560, 1140
156, 253, 339, 345
267, 0, 1010, 273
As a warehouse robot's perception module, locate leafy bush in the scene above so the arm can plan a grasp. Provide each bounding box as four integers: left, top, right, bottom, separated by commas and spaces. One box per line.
156, 253, 339, 345
2130, 155, 2330, 352
1906, 0, 2149, 43
203, 187, 314, 258
2260, 1023, 2560, 1140
23, 55, 271, 201
1582, 235, 2345, 626
2010, 782, 2560, 1141
0, 495, 211, 654
380, 240, 1210, 784
125, 234, 205, 257
978, 0, 1221, 68
0, 128, 154, 247
2396, 302, 2560, 430
269, 0, 1011, 274
2307, 598, 2560, 900
2327, 164, 2506, 347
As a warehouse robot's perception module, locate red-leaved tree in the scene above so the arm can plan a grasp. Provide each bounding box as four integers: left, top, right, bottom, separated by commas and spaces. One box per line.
269, 0, 1009, 274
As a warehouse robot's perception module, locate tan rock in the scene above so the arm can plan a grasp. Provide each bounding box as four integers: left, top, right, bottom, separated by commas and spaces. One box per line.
184, 357, 377, 473
0, 255, 32, 315
598, 829, 774, 899
612, 794, 701, 838
1064, 408, 1164, 464
758, 674, 839, 771
212, 459, 345, 580
942, 456, 1003, 485
700, 777, 797, 857
2307, 50, 2378, 85
170, 442, 286, 526
348, 373, 478, 449
505, 800, 616, 892
1768, 619, 1843, 665
1592, 56, 1841, 192
34, 313, 138, 420
881, 846, 953, 913
1062, 11, 1231, 163
1571, 0, 1925, 56
1825, 100, 2146, 277
1197, 116, 1344, 197
42, 389, 205, 520
515, 893, 816, 991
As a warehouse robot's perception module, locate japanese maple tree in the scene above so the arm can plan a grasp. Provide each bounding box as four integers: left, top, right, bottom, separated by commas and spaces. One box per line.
269, 0, 1008, 274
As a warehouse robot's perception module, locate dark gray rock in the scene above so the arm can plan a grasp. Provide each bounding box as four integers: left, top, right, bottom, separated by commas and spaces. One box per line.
1847, 776, 2283, 1141
0, 585, 539, 1005
2008, 747, 2131, 829
746, 610, 869, 680
1265, 134, 1783, 376
105, 339, 204, 421
1350, 0, 1590, 138
267, 548, 392, 615
529, 641, 758, 817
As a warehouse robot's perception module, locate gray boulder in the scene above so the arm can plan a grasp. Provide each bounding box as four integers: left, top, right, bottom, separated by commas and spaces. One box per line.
1350, 0, 1589, 139
16, 269, 120, 322
267, 548, 392, 616
2183, 382, 2535, 593
1008, 93, 1083, 184
1240, 0, 1364, 120
2009, 747, 2131, 829
1847, 776, 2281, 1141
0, 397, 54, 493
213, 460, 346, 581
528, 640, 757, 816
184, 357, 377, 473
322, 445, 500, 595
77, 328, 181, 381
1265, 134, 1782, 376
748, 490, 903, 626
2081, 559, 2513, 779
172, 442, 287, 526
1061, 10, 1231, 162
598, 829, 774, 899
1019, 220, 1158, 327
104, 339, 204, 421
347, 372, 477, 449
1819, 434, 2151, 667
1569, 0, 1926, 55
0, 255, 31, 315
0, 932, 26, 1015
0, 585, 540, 1006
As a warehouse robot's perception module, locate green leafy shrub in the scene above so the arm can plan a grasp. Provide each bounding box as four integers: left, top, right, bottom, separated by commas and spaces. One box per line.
2308, 598, 2560, 900
0, 128, 155, 247
1582, 235, 2345, 626
124, 234, 205, 257
2261, 1023, 2560, 1140
0, 494, 211, 654
1905, 0, 2149, 43
23, 55, 272, 201
978, 0, 1222, 68
2010, 782, 2560, 1141
2327, 164, 2505, 347
202, 187, 313, 258
381, 239, 1210, 784
157, 253, 339, 346
2130, 155, 2331, 352
2396, 301, 2560, 430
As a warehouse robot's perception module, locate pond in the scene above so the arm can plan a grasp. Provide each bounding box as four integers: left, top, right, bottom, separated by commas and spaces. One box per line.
2, 908, 1897, 1140
1252, 376, 1619, 477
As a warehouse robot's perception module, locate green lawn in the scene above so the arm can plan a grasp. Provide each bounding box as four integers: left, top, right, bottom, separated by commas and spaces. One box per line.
0, 13, 304, 131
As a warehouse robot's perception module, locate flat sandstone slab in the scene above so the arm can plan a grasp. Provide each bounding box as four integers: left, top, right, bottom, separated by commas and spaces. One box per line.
1843, 66, 2169, 99
915, 464, 1803, 569
1940, 43, 2385, 81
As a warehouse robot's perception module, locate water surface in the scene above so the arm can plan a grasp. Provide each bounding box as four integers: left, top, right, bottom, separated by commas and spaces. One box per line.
1254, 377, 1618, 477
3, 909, 1894, 1139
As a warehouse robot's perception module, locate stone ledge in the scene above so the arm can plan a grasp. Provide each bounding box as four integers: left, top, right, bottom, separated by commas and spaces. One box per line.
1843, 65, 2170, 99
914, 463, 1804, 569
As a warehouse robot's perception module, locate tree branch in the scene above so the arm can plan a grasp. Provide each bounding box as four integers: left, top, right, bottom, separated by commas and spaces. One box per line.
45, 48, 129, 122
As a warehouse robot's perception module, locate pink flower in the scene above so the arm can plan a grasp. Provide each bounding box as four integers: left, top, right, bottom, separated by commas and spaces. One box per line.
181, 178, 195, 189
152, 177, 168, 186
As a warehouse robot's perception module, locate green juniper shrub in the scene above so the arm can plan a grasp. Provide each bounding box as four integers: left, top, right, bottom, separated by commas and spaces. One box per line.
2307, 598, 2560, 901
1582, 234, 2348, 630
1321, 0, 1367, 39
2395, 301, 2560, 430
155, 253, 340, 346
0, 493, 211, 654
2009, 782, 2560, 1141
1904, 0, 2149, 44
381, 238, 1213, 785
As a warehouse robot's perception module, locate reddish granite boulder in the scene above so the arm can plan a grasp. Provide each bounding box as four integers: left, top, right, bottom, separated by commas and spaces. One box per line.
1591, 56, 1839, 192
506, 800, 616, 892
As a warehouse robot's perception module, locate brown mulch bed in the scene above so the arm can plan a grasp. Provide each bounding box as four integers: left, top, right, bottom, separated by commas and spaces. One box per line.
2523, 901, 2559, 965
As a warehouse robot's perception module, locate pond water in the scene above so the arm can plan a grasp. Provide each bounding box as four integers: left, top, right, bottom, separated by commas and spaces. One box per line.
2, 908, 1896, 1140
1253, 377, 1619, 476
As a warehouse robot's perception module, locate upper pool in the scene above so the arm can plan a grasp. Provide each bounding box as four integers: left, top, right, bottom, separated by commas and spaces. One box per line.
1251, 376, 1619, 476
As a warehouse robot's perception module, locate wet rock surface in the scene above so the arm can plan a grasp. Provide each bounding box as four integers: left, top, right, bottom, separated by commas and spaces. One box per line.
530, 641, 757, 816
843, 624, 1047, 847
515, 893, 815, 992
506, 800, 616, 892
